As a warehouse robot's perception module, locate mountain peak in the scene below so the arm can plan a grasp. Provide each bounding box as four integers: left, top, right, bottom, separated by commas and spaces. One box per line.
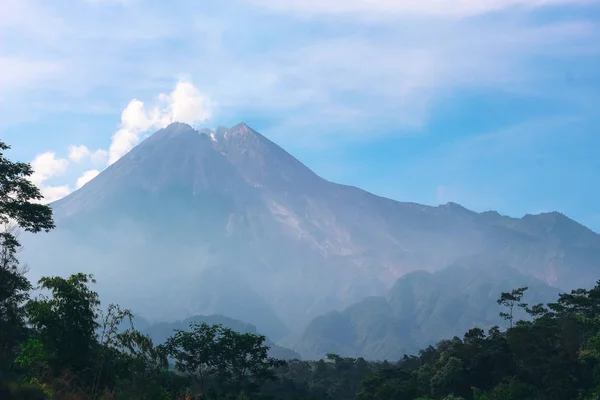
225, 122, 256, 139
439, 202, 477, 217
163, 121, 194, 133
150, 121, 198, 141
168, 121, 193, 129
232, 121, 251, 130
442, 201, 464, 209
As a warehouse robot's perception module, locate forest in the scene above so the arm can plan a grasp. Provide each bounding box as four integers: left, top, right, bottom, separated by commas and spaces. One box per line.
2, 138, 600, 400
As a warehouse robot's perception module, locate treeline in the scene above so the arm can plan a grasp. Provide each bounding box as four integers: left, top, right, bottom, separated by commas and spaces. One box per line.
3, 140, 600, 399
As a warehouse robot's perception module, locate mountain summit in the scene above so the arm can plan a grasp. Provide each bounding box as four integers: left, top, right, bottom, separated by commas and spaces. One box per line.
22, 122, 600, 340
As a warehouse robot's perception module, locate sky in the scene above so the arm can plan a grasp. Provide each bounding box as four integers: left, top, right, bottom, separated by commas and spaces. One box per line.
1, 0, 600, 232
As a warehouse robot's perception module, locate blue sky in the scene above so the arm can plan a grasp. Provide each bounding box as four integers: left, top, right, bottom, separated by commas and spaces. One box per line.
1, 0, 599, 231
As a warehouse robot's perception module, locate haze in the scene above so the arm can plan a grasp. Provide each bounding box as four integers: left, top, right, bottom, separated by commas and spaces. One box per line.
3, 0, 600, 364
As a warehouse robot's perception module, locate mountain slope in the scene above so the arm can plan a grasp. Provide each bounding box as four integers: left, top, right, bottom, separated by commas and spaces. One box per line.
20, 122, 600, 340
293, 258, 561, 360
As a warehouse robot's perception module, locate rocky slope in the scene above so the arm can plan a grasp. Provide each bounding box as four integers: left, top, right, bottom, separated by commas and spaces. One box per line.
20, 122, 600, 341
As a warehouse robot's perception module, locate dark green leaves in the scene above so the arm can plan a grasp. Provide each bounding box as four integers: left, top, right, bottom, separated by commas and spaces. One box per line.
0, 140, 54, 375
497, 287, 528, 329
25, 273, 100, 376
163, 322, 281, 398
0, 141, 55, 240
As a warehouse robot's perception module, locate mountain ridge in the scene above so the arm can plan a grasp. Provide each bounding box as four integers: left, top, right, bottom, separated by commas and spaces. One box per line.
21, 121, 600, 342
64, 122, 598, 236
292, 258, 561, 360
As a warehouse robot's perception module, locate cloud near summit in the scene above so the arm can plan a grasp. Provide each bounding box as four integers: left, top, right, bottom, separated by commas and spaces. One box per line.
108, 80, 213, 165
4, 0, 599, 224
29, 79, 213, 203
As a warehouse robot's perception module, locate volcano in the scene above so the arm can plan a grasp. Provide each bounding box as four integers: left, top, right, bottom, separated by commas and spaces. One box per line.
21, 122, 600, 340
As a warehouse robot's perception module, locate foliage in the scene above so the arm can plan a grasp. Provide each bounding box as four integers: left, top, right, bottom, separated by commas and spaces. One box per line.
163, 322, 282, 398
25, 273, 101, 382
0, 141, 55, 247
14, 339, 49, 378
353, 284, 600, 400
497, 287, 528, 329
0, 141, 54, 379
2, 244, 600, 400
0, 251, 32, 373
4, 139, 600, 399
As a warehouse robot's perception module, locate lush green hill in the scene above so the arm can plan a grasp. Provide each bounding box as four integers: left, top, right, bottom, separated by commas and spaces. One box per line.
294, 257, 560, 360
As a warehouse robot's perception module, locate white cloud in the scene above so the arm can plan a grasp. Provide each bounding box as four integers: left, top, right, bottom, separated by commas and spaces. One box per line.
30, 152, 69, 186
68, 145, 109, 166
2, 1, 596, 129
245, 0, 592, 18
2, 0, 598, 151
167, 81, 213, 126
68, 145, 91, 163
108, 79, 213, 164
22, 80, 213, 203
76, 169, 100, 188
90, 149, 109, 166
108, 128, 138, 165
108, 100, 153, 165
29, 152, 71, 203
40, 185, 72, 203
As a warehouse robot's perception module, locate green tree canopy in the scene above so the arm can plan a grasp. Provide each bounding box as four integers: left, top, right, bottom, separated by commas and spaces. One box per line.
163, 322, 282, 398
25, 273, 100, 382
0, 140, 55, 376
0, 141, 55, 251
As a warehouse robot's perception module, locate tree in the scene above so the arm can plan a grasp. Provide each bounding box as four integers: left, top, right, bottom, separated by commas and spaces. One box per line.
524, 303, 549, 320
163, 323, 220, 397
0, 227, 31, 371
548, 283, 600, 349
0, 140, 55, 251
0, 141, 55, 374
14, 338, 49, 380
163, 323, 281, 398
358, 367, 418, 400
109, 327, 171, 400
92, 303, 134, 398
25, 273, 100, 385
214, 324, 282, 396
497, 287, 528, 329
430, 356, 466, 398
